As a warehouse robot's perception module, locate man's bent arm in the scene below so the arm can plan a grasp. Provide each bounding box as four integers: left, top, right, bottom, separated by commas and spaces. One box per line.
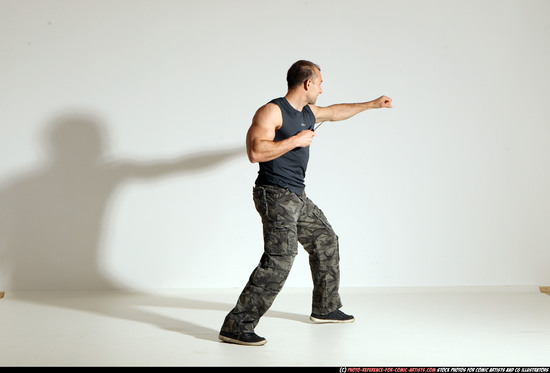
310, 95, 392, 123
246, 104, 314, 163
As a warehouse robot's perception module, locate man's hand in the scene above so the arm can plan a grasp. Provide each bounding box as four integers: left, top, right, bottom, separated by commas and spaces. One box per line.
294, 130, 315, 147
372, 95, 392, 109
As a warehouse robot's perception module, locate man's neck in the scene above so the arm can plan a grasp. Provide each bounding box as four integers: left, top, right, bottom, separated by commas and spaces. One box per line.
284, 90, 308, 112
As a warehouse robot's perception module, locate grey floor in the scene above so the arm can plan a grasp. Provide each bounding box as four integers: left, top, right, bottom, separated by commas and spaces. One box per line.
1, 287, 549, 366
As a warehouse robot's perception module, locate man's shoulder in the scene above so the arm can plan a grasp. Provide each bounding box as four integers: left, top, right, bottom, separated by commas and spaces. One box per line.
252, 101, 283, 129
306, 104, 319, 115
256, 101, 282, 117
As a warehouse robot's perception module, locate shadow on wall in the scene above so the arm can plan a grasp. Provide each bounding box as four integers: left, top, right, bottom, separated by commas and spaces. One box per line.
0, 113, 244, 291
0, 113, 310, 342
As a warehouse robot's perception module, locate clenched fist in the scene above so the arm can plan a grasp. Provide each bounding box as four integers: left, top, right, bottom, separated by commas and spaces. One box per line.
373, 96, 392, 109
294, 130, 315, 147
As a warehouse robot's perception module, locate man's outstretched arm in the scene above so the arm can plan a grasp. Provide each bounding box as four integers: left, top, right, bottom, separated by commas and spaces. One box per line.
309, 95, 392, 123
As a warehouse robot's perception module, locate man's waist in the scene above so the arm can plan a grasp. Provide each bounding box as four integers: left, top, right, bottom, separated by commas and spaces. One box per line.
255, 172, 305, 196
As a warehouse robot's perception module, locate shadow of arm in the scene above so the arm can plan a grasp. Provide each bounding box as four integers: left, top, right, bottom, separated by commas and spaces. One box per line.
112, 147, 245, 180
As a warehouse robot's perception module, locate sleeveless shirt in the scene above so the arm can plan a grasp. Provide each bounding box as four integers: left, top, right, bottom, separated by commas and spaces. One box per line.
255, 97, 316, 196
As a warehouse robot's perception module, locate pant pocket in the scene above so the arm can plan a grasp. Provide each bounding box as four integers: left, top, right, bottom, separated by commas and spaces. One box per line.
264, 226, 298, 257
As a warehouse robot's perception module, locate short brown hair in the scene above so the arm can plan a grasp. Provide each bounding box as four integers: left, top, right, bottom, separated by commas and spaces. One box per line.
286, 60, 321, 89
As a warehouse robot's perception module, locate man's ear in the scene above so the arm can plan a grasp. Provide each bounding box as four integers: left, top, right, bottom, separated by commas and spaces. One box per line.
303, 79, 311, 91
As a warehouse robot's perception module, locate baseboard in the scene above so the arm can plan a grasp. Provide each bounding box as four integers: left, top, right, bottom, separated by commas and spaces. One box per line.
0, 288, 548, 298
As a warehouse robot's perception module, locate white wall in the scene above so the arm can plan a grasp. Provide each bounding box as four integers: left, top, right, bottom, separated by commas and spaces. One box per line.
1, 0, 549, 290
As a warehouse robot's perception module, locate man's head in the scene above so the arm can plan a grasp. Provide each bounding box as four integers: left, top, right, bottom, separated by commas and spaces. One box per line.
286, 60, 323, 104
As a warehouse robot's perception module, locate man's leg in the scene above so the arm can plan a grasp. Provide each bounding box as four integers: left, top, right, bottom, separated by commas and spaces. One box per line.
219, 186, 302, 345
297, 194, 353, 322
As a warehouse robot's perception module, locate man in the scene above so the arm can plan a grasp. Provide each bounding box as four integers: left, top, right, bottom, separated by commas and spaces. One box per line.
219, 60, 392, 346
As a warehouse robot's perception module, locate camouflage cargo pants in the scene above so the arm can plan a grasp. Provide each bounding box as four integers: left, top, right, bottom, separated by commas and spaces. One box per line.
220, 184, 342, 335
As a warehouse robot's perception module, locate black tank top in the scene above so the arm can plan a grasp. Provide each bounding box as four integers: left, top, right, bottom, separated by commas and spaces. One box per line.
255, 97, 316, 196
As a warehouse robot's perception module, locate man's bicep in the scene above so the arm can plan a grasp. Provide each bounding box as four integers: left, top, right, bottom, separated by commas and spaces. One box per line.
246, 122, 274, 152
248, 104, 281, 142
246, 104, 281, 160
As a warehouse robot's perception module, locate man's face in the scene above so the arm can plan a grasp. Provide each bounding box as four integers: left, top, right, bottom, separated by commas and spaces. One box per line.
307, 68, 323, 104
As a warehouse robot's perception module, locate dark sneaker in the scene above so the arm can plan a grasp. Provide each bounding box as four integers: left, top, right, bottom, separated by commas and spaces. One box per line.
218, 331, 267, 346
310, 309, 355, 323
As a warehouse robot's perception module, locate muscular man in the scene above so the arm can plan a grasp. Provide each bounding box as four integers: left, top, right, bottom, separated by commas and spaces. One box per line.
219, 60, 392, 346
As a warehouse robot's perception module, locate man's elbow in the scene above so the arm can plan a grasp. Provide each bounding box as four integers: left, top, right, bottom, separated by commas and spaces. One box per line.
247, 150, 260, 163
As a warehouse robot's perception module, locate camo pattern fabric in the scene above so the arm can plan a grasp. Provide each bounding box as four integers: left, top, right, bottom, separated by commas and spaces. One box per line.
220, 185, 342, 335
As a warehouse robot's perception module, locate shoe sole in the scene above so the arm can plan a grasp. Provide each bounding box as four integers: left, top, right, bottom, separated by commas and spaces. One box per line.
218, 334, 267, 346
309, 316, 355, 324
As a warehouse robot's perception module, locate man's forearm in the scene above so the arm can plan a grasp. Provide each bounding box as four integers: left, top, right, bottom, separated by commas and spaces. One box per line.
248, 137, 299, 163
327, 102, 374, 122
325, 96, 392, 122
247, 129, 315, 163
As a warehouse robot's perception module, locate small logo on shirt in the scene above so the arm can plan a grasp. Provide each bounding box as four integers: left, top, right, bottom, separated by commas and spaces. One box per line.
301, 123, 306, 127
